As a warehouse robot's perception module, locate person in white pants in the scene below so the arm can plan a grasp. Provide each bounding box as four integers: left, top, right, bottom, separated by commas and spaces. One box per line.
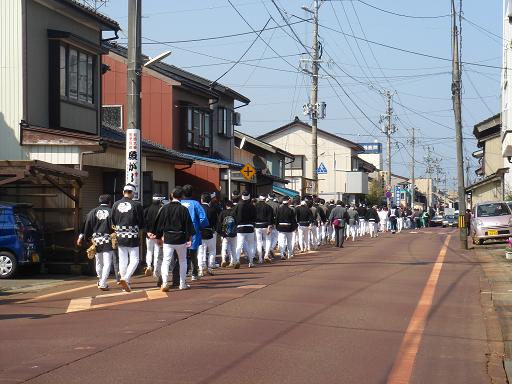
151, 187, 196, 291
275, 196, 297, 259
198, 193, 219, 276
217, 200, 237, 267
297, 224, 310, 252
111, 184, 145, 292
397, 208, 404, 233
254, 195, 274, 263
143, 194, 165, 277
296, 200, 313, 252
78, 194, 115, 291
232, 191, 257, 268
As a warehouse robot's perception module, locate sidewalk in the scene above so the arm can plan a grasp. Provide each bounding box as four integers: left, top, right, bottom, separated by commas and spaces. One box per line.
475, 242, 512, 383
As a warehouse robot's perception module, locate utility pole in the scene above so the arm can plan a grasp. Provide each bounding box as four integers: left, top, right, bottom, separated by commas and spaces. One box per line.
410, 127, 416, 209
382, 91, 396, 207
310, 0, 320, 195
126, 0, 142, 201
452, 0, 467, 249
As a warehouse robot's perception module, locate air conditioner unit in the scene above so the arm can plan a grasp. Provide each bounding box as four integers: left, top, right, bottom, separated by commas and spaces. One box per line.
234, 112, 242, 126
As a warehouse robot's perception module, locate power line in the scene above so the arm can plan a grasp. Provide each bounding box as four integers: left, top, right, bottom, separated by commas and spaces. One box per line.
211, 18, 272, 85
135, 18, 309, 44
292, 14, 506, 70
355, 0, 451, 20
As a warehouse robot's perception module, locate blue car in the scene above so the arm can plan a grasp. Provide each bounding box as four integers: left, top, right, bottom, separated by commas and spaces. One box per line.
0, 202, 44, 278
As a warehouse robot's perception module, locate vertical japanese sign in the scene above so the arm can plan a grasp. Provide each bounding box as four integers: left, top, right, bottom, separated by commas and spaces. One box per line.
126, 128, 141, 200
394, 186, 401, 207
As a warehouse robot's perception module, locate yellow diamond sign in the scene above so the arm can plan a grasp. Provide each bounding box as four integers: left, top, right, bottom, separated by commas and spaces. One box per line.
240, 163, 256, 181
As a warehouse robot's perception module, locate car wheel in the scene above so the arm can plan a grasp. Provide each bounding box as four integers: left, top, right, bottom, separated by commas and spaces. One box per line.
478, 239, 484, 245
0, 251, 17, 279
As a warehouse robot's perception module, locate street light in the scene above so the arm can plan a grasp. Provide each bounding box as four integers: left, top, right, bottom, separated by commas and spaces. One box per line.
144, 50, 171, 67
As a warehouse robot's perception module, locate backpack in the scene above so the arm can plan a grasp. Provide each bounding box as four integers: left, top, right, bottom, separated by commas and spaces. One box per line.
222, 214, 237, 237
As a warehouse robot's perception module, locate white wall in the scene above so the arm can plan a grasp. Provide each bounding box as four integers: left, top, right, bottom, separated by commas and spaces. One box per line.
0, 0, 26, 160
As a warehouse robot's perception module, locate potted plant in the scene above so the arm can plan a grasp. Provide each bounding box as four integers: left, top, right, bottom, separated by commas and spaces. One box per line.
506, 238, 512, 260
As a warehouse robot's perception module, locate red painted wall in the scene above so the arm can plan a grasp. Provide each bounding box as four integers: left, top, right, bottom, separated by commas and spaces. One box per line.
175, 164, 220, 195
102, 55, 173, 148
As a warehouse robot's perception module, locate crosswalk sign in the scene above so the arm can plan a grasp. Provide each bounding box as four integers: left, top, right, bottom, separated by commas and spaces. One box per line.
317, 162, 328, 174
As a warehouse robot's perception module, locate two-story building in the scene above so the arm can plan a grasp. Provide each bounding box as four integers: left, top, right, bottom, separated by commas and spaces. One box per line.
466, 113, 508, 206
102, 42, 251, 200
232, 130, 294, 197
258, 117, 375, 202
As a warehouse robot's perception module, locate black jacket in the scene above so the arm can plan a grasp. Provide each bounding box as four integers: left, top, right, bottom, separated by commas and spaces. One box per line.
111, 197, 145, 247
232, 200, 257, 233
216, 208, 237, 238
316, 204, 327, 223
201, 203, 218, 240
366, 207, 380, 222
276, 204, 298, 232
296, 205, 314, 226
266, 200, 280, 218
254, 201, 274, 228
83, 204, 113, 252
154, 200, 195, 245
357, 206, 368, 220
144, 201, 162, 235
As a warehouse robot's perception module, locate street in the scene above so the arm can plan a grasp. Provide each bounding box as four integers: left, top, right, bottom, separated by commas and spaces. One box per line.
0, 227, 498, 384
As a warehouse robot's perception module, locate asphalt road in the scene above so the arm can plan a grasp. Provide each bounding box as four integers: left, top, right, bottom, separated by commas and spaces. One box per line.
0, 228, 494, 384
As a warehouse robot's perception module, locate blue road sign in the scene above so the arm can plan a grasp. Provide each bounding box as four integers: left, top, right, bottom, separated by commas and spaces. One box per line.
317, 162, 328, 174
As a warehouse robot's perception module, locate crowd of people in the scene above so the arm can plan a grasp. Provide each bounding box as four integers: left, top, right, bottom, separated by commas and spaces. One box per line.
78, 183, 421, 293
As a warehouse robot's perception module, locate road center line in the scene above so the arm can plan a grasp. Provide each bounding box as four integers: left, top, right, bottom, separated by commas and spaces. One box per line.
387, 234, 451, 384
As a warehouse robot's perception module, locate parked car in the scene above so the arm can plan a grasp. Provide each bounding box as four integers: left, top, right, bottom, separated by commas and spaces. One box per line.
442, 215, 458, 228
471, 201, 512, 245
429, 215, 444, 227
0, 202, 44, 278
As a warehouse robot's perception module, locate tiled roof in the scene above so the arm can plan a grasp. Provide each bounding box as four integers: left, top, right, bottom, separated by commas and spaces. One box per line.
56, 0, 120, 30
100, 126, 192, 164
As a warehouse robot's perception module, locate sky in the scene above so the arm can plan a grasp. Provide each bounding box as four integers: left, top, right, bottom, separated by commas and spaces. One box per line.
92, 0, 503, 192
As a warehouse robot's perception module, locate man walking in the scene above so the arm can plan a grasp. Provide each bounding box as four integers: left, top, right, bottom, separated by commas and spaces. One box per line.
366, 205, 380, 238
217, 200, 237, 267
198, 193, 218, 276
181, 185, 208, 281
144, 193, 165, 277
347, 205, 359, 242
254, 195, 274, 263
275, 196, 297, 259
152, 187, 195, 291
296, 199, 313, 253
266, 194, 280, 257
232, 191, 257, 268
78, 194, 114, 291
111, 184, 145, 292
329, 201, 350, 248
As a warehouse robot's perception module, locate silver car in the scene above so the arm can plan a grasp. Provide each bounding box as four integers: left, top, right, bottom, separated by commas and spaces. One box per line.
471, 201, 512, 245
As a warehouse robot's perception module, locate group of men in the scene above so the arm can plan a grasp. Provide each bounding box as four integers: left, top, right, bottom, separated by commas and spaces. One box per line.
79, 183, 412, 293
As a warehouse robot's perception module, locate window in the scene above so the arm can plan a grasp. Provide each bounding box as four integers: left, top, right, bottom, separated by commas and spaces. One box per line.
102, 105, 123, 129
218, 107, 234, 137
60, 45, 95, 105
285, 155, 304, 170
186, 107, 211, 150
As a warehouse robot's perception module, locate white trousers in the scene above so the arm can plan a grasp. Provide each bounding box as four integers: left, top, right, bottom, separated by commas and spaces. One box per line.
162, 243, 188, 287
118, 246, 139, 283
221, 236, 237, 263
368, 221, 377, 238
270, 228, 278, 250
278, 232, 294, 258
235, 232, 255, 264
95, 251, 112, 288
358, 219, 366, 236
348, 224, 357, 241
145, 238, 161, 269
297, 225, 310, 252
397, 218, 404, 233
255, 227, 271, 260
198, 233, 217, 270
310, 225, 319, 249
380, 219, 387, 232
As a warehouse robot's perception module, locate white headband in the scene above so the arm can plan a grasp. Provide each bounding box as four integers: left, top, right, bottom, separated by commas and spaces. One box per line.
123, 184, 136, 192
241, 194, 251, 201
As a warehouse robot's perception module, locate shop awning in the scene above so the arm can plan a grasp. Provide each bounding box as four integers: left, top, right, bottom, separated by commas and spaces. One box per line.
273, 185, 299, 197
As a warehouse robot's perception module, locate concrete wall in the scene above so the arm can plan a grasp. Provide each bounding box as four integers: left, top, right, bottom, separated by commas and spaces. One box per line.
484, 135, 502, 176
470, 180, 502, 206
0, 0, 26, 160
